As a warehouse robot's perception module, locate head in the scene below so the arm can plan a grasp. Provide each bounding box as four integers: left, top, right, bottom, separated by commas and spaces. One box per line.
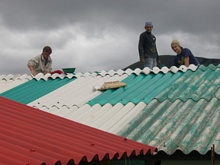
171, 40, 182, 54
42, 46, 52, 59
145, 21, 153, 32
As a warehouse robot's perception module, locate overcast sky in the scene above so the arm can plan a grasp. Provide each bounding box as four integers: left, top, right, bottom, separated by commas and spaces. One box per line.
0, 0, 219, 74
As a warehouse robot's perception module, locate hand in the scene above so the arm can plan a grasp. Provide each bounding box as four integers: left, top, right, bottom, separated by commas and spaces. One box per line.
43, 71, 49, 75
140, 58, 145, 63
28, 66, 37, 76
31, 71, 37, 76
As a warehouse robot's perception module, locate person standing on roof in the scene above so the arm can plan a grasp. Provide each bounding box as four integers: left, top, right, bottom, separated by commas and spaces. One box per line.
27, 46, 53, 76
171, 39, 199, 67
138, 21, 160, 69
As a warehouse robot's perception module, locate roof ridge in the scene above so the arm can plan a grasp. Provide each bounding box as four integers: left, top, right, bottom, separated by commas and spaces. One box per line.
0, 64, 202, 81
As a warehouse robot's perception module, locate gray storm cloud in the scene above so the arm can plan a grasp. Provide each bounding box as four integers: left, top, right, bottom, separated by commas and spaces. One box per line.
0, 0, 219, 74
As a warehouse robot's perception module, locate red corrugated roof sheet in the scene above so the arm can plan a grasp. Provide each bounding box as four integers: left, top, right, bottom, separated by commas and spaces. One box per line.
0, 96, 156, 165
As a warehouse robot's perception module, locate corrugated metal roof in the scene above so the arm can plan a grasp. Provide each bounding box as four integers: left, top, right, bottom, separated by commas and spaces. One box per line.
0, 66, 197, 108
0, 77, 76, 104
1, 64, 220, 156
156, 65, 220, 102
118, 98, 220, 155
35, 99, 220, 155
28, 74, 128, 108
0, 96, 156, 165
87, 71, 183, 105
0, 74, 32, 93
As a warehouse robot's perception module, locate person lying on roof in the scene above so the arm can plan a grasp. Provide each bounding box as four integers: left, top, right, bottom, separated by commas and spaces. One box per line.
171, 39, 199, 67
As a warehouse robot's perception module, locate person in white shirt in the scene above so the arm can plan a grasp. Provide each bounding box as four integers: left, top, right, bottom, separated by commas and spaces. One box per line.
27, 46, 52, 76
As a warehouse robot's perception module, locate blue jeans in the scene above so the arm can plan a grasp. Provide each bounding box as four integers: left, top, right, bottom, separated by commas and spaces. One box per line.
144, 58, 157, 69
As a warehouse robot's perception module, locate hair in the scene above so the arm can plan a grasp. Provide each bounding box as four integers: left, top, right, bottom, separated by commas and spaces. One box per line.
43, 46, 52, 53
171, 39, 181, 47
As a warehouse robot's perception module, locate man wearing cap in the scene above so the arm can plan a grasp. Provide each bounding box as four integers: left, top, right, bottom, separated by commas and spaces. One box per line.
171, 39, 199, 67
138, 21, 160, 69
27, 46, 53, 76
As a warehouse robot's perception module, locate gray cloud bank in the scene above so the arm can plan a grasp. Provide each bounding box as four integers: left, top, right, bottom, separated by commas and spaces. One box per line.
0, 0, 219, 74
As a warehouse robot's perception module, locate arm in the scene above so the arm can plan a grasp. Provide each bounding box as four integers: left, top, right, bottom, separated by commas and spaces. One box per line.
156, 49, 160, 64
154, 36, 160, 64
182, 48, 191, 67
184, 56, 190, 67
27, 55, 39, 76
28, 65, 37, 76
138, 34, 145, 63
44, 60, 52, 74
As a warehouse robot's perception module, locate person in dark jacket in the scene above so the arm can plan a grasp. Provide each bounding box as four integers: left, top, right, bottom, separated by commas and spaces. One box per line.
171, 39, 199, 67
138, 21, 160, 69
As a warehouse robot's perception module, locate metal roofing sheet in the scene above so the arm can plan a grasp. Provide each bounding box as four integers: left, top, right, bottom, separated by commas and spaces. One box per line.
31, 102, 147, 134
0, 77, 75, 104
87, 71, 183, 106
28, 74, 128, 108
117, 98, 220, 155
0, 96, 156, 165
156, 65, 220, 102
0, 74, 32, 93
34, 98, 220, 155
69, 102, 145, 133
1, 64, 219, 156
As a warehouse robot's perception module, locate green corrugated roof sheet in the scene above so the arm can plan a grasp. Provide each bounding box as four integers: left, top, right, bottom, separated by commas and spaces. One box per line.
156, 65, 220, 102
87, 71, 183, 106
0, 77, 75, 104
88, 65, 220, 106
117, 98, 220, 155
116, 64, 220, 155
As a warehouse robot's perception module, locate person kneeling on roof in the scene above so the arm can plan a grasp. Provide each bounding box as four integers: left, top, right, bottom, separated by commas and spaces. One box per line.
27, 46, 63, 76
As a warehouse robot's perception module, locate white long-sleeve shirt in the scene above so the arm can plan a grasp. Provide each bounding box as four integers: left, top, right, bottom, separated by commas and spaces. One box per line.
27, 54, 52, 74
